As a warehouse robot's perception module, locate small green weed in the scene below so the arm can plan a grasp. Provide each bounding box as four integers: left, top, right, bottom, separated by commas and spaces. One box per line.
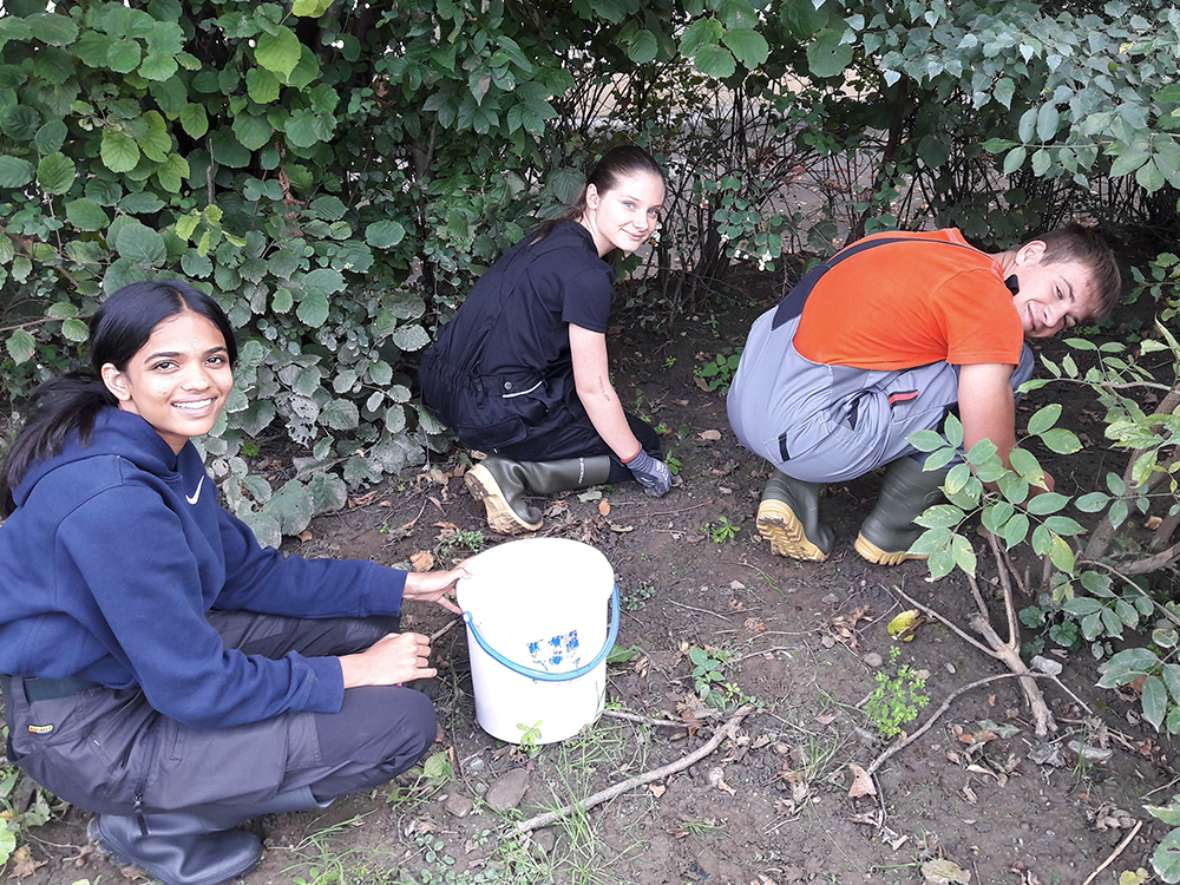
386, 750, 453, 809
665, 454, 682, 476
622, 580, 655, 611
1, 735, 55, 870
437, 528, 485, 561
688, 646, 756, 710
516, 721, 543, 758
693, 349, 742, 393
863, 647, 930, 739
705, 515, 740, 544
663, 355, 677, 368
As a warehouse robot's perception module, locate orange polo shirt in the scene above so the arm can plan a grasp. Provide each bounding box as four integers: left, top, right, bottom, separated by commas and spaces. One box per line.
793, 229, 1024, 370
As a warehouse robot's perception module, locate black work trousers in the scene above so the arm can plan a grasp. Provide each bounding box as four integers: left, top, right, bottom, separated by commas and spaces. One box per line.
2, 612, 436, 815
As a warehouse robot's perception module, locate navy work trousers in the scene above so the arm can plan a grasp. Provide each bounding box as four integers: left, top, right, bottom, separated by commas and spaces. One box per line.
2, 612, 436, 815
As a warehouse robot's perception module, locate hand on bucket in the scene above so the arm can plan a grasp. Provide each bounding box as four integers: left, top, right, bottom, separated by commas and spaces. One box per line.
340, 632, 435, 687
404, 565, 468, 613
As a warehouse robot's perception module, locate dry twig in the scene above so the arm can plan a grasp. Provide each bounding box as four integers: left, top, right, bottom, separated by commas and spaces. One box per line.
601, 709, 690, 729
515, 704, 754, 834
1080, 819, 1143, 885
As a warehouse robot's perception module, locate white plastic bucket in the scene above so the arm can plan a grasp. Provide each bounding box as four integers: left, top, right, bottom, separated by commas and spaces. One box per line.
456, 537, 618, 745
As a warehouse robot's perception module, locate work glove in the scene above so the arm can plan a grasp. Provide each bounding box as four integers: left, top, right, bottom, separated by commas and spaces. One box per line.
624, 449, 672, 497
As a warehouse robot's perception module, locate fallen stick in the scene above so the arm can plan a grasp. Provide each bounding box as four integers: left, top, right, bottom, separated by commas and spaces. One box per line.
865, 673, 1055, 777
601, 709, 691, 729
515, 704, 754, 834
430, 617, 462, 642
1081, 819, 1142, 885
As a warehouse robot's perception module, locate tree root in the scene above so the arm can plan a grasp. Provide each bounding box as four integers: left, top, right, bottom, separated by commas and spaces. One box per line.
515, 704, 754, 834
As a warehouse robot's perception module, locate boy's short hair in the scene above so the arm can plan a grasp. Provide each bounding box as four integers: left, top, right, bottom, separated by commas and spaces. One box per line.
1037, 222, 1122, 319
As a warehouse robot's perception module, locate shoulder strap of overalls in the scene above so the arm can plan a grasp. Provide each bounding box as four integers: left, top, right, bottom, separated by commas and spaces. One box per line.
771, 235, 981, 329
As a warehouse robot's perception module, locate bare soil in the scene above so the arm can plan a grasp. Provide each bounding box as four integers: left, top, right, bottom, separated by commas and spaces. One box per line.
11, 285, 1177, 885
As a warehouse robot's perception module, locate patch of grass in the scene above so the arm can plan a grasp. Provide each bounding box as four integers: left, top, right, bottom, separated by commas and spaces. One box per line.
863, 647, 930, 739
437, 529, 485, 561
621, 580, 655, 611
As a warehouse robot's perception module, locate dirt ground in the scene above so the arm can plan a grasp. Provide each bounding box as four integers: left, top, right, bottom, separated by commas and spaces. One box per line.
10, 283, 1178, 885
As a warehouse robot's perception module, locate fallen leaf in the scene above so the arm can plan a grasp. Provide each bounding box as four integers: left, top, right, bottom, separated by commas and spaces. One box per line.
1120, 869, 1149, 885
410, 550, 435, 572
578, 489, 603, 502
609, 522, 634, 533
887, 609, 923, 641
298, 529, 314, 542
697, 429, 722, 441
922, 858, 972, 884
598, 498, 611, 516
648, 783, 666, 798
846, 763, 877, 798
10, 846, 45, 878
1145, 515, 1163, 530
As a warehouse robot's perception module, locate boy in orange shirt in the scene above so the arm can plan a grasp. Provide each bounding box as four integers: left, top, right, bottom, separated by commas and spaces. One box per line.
726, 224, 1120, 564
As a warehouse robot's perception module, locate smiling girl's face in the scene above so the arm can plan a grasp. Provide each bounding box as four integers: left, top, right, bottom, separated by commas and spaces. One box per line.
100, 310, 234, 453
579, 169, 666, 257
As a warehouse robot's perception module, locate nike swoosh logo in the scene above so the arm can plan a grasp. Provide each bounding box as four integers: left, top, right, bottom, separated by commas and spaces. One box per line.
186, 477, 204, 505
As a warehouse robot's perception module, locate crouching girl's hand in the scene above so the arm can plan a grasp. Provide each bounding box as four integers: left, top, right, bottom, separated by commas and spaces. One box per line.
339, 632, 435, 687
403, 566, 468, 613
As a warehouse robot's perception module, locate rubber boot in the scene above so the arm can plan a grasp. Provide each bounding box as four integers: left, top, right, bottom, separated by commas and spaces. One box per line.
464, 455, 613, 535
855, 456, 951, 565
755, 471, 834, 562
87, 787, 331, 885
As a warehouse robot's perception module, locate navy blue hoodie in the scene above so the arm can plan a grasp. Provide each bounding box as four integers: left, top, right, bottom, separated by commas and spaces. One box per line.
0, 408, 405, 728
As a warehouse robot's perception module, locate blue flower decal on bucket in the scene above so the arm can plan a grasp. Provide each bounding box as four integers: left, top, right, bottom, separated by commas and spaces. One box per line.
529, 629, 582, 671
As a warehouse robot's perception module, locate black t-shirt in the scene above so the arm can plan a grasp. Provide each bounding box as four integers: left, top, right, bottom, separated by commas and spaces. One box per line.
430, 220, 615, 378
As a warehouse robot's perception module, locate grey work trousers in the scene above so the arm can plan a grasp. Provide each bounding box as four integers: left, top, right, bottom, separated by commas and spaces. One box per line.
727, 307, 1035, 483
2, 612, 436, 815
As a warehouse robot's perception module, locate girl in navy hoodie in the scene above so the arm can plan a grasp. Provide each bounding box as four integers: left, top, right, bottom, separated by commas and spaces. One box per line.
0, 280, 464, 885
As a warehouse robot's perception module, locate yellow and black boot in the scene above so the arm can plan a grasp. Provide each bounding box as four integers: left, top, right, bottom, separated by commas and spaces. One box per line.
464, 456, 612, 535
755, 471, 834, 562
855, 456, 951, 565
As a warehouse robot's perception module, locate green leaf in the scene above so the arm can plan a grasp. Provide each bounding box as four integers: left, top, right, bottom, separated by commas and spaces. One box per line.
36, 151, 75, 194
944, 462, 971, 495
233, 114, 272, 151
693, 44, 736, 78
914, 504, 966, 529
1039, 428, 1082, 454
1036, 103, 1059, 142
1047, 534, 1075, 573
1044, 515, 1085, 536
1008, 446, 1043, 484
28, 12, 79, 46
1074, 492, 1109, 512
114, 220, 166, 266
807, 29, 853, 78
1164, 664, 1180, 705
908, 429, 945, 452
1027, 403, 1061, 435
107, 36, 143, 73
1026, 492, 1068, 515
255, 25, 302, 78
981, 137, 1017, 154
393, 324, 430, 351
65, 197, 109, 230
721, 27, 769, 69
292, 0, 334, 15
100, 130, 140, 173
179, 103, 209, 139
365, 220, 406, 249
61, 317, 89, 342
991, 77, 1019, 108
1062, 597, 1102, 616
303, 267, 345, 296
627, 29, 659, 64
951, 533, 976, 576
297, 291, 329, 327
965, 437, 998, 466
139, 52, 178, 81
0, 155, 34, 187
34, 119, 67, 155
943, 413, 963, 448
679, 18, 723, 58
922, 447, 957, 471
1142, 675, 1168, 731
1001, 512, 1029, 548
5, 328, 36, 364
321, 398, 360, 430
1146, 801, 1180, 829
1003, 146, 1027, 175
246, 67, 281, 104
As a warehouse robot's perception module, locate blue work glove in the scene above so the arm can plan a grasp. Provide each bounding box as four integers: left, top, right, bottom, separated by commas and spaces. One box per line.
625, 449, 672, 497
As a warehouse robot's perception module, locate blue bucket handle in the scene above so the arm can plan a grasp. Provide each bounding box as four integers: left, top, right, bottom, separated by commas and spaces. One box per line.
461, 585, 619, 682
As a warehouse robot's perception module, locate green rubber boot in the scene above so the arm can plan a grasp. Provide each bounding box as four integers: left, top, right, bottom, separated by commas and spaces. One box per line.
855, 456, 951, 565
755, 471, 834, 562
465, 455, 613, 535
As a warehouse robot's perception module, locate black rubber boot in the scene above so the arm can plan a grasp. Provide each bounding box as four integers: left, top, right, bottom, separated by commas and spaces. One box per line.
87, 787, 331, 885
855, 456, 951, 565
755, 471, 834, 562
464, 455, 613, 535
